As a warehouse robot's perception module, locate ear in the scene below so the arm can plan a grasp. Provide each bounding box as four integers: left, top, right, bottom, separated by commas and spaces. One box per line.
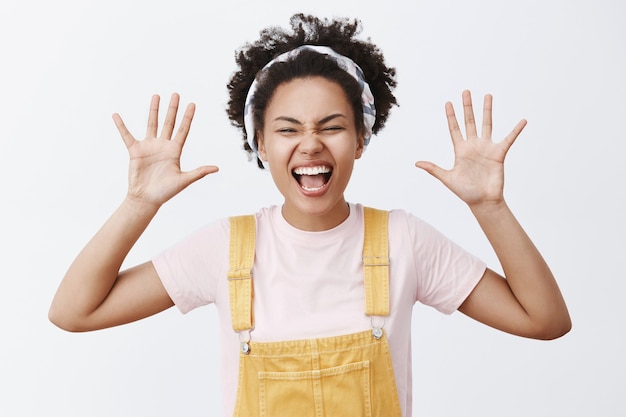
256, 132, 268, 162
355, 133, 365, 160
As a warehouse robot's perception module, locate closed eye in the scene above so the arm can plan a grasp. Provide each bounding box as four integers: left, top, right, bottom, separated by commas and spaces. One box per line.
276, 127, 298, 134
321, 126, 345, 133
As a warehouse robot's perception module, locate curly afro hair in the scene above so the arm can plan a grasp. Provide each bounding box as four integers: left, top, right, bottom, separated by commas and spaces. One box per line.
226, 13, 398, 168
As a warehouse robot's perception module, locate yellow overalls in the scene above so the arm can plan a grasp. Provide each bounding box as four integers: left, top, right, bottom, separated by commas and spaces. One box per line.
227, 208, 402, 417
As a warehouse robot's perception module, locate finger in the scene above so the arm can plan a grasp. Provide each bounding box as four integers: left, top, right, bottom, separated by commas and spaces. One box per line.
415, 161, 450, 185
146, 94, 160, 138
112, 113, 136, 149
180, 165, 220, 187
481, 94, 493, 140
175, 165, 220, 195
172, 102, 196, 145
462, 90, 478, 139
501, 119, 528, 153
500, 119, 527, 157
445, 101, 464, 146
161, 93, 180, 140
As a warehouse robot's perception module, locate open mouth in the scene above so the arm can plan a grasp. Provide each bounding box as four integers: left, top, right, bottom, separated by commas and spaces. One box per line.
292, 166, 333, 192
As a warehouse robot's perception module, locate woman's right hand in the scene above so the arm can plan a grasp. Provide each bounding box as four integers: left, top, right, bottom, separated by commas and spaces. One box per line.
113, 93, 219, 208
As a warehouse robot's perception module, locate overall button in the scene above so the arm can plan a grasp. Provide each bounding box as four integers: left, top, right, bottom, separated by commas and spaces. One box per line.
372, 327, 383, 340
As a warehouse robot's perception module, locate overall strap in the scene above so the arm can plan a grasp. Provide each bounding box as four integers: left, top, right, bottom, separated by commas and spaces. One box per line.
227, 208, 389, 331
227, 215, 256, 332
363, 207, 390, 317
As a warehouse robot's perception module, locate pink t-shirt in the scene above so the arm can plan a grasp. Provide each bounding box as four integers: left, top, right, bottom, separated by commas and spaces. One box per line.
152, 203, 486, 417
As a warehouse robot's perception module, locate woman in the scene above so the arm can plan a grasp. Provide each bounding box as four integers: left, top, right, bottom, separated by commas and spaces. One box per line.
49, 14, 571, 417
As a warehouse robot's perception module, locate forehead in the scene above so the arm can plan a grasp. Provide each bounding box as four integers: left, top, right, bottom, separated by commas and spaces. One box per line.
265, 76, 354, 120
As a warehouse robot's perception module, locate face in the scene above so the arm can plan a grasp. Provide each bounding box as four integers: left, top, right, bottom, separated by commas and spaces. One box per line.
257, 76, 364, 231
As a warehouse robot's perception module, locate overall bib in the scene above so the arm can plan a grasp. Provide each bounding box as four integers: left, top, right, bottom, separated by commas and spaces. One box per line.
228, 208, 402, 417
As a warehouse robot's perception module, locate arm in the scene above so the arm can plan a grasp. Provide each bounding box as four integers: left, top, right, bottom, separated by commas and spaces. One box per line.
49, 93, 218, 332
416, 90, 571, 340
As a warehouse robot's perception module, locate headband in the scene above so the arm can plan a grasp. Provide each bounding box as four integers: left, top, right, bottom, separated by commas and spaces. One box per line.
243, 45, 376, 154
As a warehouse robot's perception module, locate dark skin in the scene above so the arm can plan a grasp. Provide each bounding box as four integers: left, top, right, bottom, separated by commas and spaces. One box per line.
49, 89, 570, 341
417, 90, 570, 339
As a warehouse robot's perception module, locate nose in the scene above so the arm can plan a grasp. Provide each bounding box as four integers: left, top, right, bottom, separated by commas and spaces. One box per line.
298, 130, 323, 156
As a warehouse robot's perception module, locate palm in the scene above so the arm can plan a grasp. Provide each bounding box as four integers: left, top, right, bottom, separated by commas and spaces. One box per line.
113, 94, 218, 206
126, 137, 187, 203
416, 91, 526, 208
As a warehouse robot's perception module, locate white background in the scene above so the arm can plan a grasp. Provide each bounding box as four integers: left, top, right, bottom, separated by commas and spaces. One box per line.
1, 0, 624, 416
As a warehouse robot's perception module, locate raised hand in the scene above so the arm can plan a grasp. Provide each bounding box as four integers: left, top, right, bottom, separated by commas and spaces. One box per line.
415, 90, 527, 209
112, 93, 218, 207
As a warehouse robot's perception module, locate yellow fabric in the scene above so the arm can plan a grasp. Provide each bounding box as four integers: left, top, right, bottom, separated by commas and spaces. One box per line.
363, 207, 390, 317
228, 215, 256, 331
233, 330, 402, 416
228, 208, 401, 416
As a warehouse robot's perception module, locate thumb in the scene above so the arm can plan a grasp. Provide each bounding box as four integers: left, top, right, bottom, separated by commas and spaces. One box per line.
180, 165, 219, 188
415, 161, 448, 183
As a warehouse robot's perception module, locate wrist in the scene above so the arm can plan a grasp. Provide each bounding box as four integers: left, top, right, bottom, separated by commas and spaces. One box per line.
468, 198, 509, 219
122, 195, 161, 218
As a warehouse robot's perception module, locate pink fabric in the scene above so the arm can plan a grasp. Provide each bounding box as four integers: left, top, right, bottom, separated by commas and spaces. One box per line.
152, 203, 486, 416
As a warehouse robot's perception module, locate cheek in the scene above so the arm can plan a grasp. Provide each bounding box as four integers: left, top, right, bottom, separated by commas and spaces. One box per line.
342, 137, 363, 160
259, 137, 292, 165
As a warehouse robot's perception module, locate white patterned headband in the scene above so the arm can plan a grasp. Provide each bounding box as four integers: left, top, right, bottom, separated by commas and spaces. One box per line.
243, 45, 376, 154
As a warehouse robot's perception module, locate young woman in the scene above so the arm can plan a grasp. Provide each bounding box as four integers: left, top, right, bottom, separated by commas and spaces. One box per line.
49, 14, 571, 417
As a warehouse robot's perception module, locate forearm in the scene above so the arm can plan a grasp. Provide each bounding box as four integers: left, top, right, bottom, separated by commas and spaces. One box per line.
49, 197, 159, 329
470, 200, 571, 337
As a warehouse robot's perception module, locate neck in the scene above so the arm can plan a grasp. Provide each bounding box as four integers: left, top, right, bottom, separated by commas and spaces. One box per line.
281, 200, 350, 231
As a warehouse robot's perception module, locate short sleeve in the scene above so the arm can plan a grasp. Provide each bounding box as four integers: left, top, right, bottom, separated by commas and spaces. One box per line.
151, 218, 230, 314
393, 211, 486, 314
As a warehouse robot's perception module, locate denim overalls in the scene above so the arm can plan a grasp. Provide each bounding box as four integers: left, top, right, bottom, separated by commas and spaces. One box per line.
227, 207, 402, 416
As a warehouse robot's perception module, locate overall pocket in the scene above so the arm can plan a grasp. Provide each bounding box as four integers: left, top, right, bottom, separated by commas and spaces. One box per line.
258, 361, 372, 417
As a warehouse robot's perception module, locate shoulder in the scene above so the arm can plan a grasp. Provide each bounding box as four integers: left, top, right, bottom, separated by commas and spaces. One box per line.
358, 205, 434, 235
357, 205, 454, 252
225, 206, 281, 228
387, 208, 448, 241
231, 205, 280, 224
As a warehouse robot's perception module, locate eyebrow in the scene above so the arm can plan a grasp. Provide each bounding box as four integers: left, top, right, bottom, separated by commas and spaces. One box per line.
273, 113, 347, 125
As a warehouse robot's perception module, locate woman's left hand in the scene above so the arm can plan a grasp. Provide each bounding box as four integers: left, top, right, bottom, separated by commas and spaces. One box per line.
416, 90, 527, 209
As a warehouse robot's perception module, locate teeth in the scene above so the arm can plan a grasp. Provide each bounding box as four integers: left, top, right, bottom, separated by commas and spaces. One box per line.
293, 166, 331, 176
301, 184, 327, 192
